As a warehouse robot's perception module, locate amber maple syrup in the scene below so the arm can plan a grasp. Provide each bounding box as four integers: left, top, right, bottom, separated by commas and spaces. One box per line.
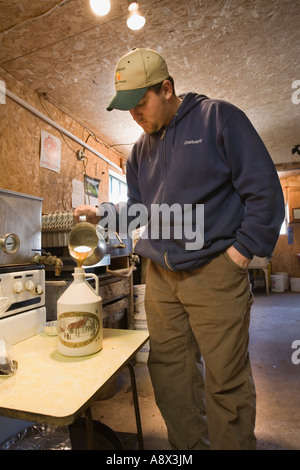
72, 245, 93, 267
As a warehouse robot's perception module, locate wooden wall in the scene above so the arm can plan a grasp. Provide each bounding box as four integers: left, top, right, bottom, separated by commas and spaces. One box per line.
0, 69, 125, 214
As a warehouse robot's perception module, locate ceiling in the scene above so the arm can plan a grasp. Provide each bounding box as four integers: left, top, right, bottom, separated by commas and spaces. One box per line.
0, 0, 299, 159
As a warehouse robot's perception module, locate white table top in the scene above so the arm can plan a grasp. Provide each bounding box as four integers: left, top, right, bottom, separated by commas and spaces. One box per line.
0, 328, 149, 426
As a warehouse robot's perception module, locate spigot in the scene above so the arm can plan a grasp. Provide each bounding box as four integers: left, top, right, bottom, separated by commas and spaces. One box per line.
32, 252, 63, 276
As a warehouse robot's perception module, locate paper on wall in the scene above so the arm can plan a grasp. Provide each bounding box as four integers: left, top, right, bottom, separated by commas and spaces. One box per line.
40, 130, 61, 173
71, 179, 84, 208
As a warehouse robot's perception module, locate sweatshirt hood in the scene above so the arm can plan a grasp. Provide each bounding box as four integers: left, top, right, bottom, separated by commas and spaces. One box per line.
175, 92, 209, 123
143, 93, 209, 153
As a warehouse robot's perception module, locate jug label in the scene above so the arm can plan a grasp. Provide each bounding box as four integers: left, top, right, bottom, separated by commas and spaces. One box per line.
58, 311, 101, 348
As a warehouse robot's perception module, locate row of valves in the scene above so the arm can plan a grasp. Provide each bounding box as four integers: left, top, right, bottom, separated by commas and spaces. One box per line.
42, 211, 74, 232
13, 279, 43, 295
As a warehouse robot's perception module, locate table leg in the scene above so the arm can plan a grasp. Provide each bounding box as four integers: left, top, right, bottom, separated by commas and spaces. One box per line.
263, 268, 270, 295
69, 363, 144, 450
127, 361, 144, 450
85, 407, 94, 450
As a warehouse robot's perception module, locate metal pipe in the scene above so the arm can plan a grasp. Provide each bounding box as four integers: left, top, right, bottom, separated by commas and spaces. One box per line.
106, 264, 136, 278
5, 88, 122, 172
32, 253, 63, 276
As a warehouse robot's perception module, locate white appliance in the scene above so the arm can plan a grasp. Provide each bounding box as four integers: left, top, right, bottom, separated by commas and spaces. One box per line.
0, 265, 46, 342
0, 189, 46, 446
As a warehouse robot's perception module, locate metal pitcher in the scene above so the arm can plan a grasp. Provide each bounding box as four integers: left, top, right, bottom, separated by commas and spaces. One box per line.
68, 216, 106, 267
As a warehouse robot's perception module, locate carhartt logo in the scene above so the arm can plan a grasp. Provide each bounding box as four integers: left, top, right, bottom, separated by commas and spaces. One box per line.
184, 138, 203, 145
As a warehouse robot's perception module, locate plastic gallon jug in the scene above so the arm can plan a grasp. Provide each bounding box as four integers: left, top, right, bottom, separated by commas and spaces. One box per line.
57, 267, 103, 356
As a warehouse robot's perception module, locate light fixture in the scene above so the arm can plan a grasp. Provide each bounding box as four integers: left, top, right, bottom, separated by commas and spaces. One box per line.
127, 1, 146, 30
89, 0, 111, 16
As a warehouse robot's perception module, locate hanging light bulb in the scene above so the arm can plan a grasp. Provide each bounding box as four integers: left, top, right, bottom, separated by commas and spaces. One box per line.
90, 0, 111, 16
127, 2, 146, 30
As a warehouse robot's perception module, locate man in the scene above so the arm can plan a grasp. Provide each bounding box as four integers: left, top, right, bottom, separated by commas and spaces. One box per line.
74, 48, 285, 450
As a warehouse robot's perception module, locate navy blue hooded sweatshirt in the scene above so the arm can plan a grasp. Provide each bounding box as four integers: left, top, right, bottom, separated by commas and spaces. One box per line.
107, 92, 285, 272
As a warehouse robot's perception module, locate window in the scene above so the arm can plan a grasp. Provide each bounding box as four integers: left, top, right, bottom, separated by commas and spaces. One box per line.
280, 202, 288, 235
109, 170, 127, 204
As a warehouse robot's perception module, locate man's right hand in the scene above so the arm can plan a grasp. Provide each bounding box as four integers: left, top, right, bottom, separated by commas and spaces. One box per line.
73, 205, 100, 224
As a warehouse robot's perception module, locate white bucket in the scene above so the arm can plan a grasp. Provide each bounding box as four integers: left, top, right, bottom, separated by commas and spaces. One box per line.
270, 274, 285, 293
133, 284, 146, 317
133, 284, 149, 362
290, 278, 300, 292
274, 272, 289, 290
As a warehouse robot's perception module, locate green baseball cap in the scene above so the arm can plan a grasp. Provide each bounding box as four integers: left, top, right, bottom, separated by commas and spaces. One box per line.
107, 48, 169, 111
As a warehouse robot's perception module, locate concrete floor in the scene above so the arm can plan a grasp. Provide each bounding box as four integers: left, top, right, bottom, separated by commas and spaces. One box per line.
91, 289, 300, 450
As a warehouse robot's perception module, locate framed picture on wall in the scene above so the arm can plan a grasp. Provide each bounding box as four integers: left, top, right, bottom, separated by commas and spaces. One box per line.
292, 208, 300, 220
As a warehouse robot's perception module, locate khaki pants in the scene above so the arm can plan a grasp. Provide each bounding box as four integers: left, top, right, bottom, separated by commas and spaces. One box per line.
144, 251, 256, 450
